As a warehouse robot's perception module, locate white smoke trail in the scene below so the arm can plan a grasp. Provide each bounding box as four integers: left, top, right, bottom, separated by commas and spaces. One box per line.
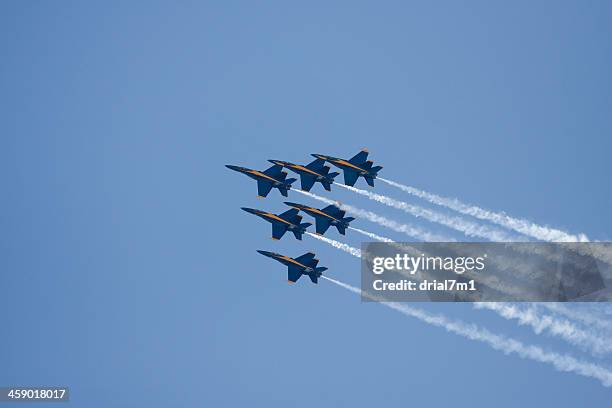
301, 185, 610, 364
295, 189, 455, 242
474, 302, 612, 356
306, 232, 362, 258
334, 183, 522, 242
322, 276, 612, 387
349, 227, 395, 243
379, 177, 589, 242
539, 303, 612, 333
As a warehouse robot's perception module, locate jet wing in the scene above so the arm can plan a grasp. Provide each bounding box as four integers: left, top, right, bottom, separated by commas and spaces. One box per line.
315, 218, 332, 235
288, 265, 303, 283
348, 150, 368, 165
321, 205, 344, 218
257, 180, 273, 197
306, 158, 326, 171
300, 174, 317, 191
272, 223, 288, 240
263, 164, 285, 179
295, 252, 316, 265
279, 208, 300, 223
343, 169, 360, 187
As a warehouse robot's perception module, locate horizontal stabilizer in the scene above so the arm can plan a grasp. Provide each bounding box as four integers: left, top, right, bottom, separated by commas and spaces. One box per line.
336, 224, 346, 235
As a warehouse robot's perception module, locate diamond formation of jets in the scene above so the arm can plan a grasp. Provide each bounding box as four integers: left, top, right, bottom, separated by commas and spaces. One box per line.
284, 201, 354, 235
311, 148, 382, 187
257, 250, 328, 284
241, 207, 312, 240
267, 158, 339, 192
226, 164, 297, 197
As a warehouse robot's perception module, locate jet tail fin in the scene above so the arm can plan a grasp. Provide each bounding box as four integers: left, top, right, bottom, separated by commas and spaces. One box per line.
336, 224, 346, 235
320, 172, 339, 191
292, 223, 312, 240
278, 179, 296, 197
364, 175, 375, 187
309, 267, 328, 284
363, 162, 382, 175
344, 217, 355, 223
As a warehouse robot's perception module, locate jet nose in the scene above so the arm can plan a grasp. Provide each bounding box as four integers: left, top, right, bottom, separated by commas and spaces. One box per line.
241, 207, 258, 214
225, 164, 240, 171
257, 250, 274, 258
284, 201, 301, 208
268, 159, 283, 166
311, 154, 323, 159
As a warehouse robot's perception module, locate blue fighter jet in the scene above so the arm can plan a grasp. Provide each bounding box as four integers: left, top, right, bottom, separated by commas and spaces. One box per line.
311, 149, 382, 187
284, 201, 355, 236
257, 250, 327, 284
241, 207, 312, 240
226, 164, 297, 197
267, 158, 339, 192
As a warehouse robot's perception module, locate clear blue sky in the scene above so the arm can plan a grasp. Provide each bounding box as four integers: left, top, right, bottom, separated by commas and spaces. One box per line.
2, 1, 611, 406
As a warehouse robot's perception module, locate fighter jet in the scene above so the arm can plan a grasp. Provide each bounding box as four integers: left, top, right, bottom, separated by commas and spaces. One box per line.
225, 164, 297, 197
267, 158, 340, 192
241, 207, 312, 240
284, 201, 355, 236
257, 250, 327, 284
311, 149, 382, 187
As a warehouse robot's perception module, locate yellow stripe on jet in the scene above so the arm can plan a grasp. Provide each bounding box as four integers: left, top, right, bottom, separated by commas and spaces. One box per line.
331, 159, 366, 173
246, 169, 280, 183
277, 255, 308, 269
288, 163, 321, 177
303, 206, 339, 221
262, 212, 293, 225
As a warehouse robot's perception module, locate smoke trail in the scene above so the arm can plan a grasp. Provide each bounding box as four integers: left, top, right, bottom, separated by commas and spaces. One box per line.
322, 276, 612, 387
380, 178, 612, 266
379, 177, 589, 242
334, 183, 522, 242
475, 302, 612, 356
295, 189, 455, 242
349, 227, 395, 243
539, 303, 612, 333
306, 232, 362, 258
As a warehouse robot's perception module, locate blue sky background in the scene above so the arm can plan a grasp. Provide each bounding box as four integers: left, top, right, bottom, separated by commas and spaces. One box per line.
2, 1, 611, 406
